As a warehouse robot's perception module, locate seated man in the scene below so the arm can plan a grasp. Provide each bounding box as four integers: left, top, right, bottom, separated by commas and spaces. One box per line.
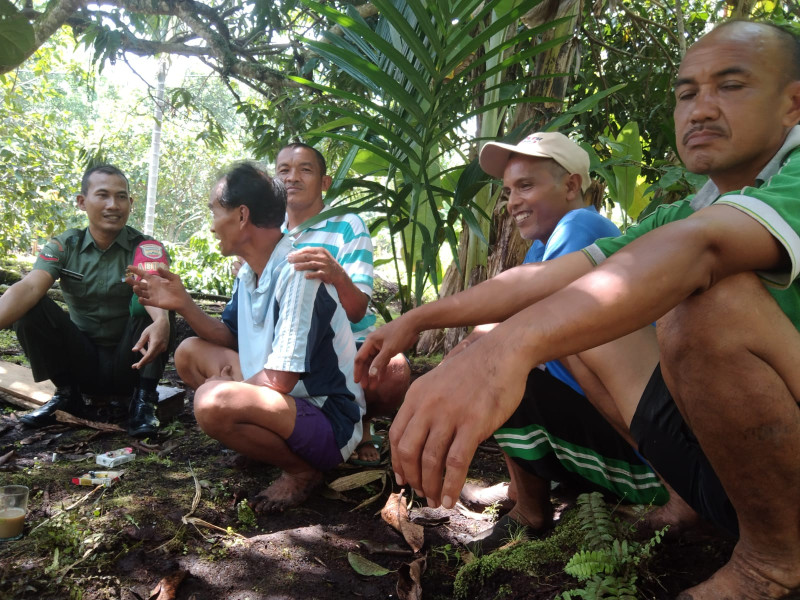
0, 164, 171, 437
130, 163, 365, 511
434, 133, 668, 549
358, 21, 800, 600
276, 142, 410, 464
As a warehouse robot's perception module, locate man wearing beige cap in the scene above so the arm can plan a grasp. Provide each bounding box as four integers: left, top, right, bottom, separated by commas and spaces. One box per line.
363, 131, 669, 551
358, 21, 800, 598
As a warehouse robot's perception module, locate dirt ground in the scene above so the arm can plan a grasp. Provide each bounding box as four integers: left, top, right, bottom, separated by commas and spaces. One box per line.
0, 323, 735, 600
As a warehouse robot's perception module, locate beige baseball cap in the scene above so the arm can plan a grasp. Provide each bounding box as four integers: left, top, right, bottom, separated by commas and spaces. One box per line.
479, 131, 592, 192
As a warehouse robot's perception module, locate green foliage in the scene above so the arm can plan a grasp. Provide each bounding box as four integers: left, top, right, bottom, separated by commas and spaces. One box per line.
236, 500, 257, 529
576, 490, 617, 550
0, 0, 34, 71
293, 0, 567, 310
166, 227, 234, 296
556, 492, 667, 600
1, 27, 248, 256
453, 509, 584, 598
32, 510, 98, 564
431, 543, 462, 566
0, 35, 83, 255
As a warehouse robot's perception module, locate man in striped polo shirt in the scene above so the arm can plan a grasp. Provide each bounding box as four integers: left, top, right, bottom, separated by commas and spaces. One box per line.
277, 143, 410, 464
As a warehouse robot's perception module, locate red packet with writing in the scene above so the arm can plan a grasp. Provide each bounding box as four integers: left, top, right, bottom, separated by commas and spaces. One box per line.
131, 240, 169, 279
129, 240, 170, 316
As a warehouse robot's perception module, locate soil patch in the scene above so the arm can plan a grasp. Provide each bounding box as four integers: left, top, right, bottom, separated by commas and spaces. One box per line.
0, 349, 734, 599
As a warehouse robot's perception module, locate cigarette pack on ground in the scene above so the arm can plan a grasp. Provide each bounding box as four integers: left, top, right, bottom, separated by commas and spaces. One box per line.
96, 447, 135, 468
71, 471, 124, 487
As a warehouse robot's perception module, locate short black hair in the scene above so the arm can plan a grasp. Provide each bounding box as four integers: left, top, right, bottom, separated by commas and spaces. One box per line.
713, 19, 800, 82
216, 163, 286, 229
278, 142, 327, 176
81, 164, 129, 195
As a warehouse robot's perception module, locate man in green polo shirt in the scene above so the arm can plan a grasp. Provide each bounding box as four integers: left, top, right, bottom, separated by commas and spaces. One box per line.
0, 164, 172, 437
358, 21, 800, 599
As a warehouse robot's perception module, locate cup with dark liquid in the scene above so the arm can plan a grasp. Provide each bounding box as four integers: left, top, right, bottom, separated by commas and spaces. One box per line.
0, 485, 29, 541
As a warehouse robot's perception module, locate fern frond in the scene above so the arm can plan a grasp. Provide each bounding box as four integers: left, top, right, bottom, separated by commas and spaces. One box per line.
564, 549, 616, 580
577, 492, 617, 551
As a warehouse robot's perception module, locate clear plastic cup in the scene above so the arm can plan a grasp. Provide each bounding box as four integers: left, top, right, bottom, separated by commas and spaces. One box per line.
0, 485, 29, 541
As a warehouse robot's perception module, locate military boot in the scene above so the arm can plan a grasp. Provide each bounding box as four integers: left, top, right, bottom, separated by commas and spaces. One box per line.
127, 388, 160, 438
20, 386, 84, 427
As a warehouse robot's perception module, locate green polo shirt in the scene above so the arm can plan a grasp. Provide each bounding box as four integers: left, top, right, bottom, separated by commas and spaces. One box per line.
34, 226, 156, 346
583, 128, 800, 331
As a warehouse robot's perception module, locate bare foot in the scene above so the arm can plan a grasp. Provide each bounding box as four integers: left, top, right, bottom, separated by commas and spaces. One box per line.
677, 544, 800, 599
350, 420, 383, 464
251, 470, 323, 513
640, 488, 704, 536
507, 502, 553, 532
356, 443, 380, 463
355, 423, 380, 463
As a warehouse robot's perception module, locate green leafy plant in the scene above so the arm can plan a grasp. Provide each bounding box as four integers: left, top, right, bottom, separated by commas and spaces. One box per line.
236, 500, 257, 530
294, 0, 570, 311
165, 227, 233, 296
556, 492, 667, 600
431, 543, 462, 566
481, 500, 502, 523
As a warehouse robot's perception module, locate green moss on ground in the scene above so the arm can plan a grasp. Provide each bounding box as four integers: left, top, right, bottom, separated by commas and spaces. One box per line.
453, 509, 583, 599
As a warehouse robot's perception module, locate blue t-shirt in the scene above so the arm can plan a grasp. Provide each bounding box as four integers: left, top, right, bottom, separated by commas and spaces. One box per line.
524, 206, 621, 394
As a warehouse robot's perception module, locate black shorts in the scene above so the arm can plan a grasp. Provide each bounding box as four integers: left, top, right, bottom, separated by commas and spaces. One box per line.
494, 368, 668, 506
630, 364, 738, 537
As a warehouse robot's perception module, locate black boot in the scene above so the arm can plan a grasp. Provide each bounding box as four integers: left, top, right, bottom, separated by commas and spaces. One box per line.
20, 386, 83, 427
127, 388, 160, 438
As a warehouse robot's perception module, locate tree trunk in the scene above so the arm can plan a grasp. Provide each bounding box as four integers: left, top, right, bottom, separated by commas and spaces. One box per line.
144, 57, 168, 236
417, 0, 584, 356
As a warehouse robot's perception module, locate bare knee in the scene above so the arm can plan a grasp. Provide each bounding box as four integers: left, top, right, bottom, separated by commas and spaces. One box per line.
659, 272, 763, 368
365, 354, 410, 416
175, 337, 204, 385
193, 380, 238, 437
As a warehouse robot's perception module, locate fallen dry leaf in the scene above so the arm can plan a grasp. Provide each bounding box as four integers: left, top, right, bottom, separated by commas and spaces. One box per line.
381, 492, 424, 553
328, 469, 385, 492
19, 431, 47, 445
55, 431, 103, 454
396, 556, 426, 600
148, 569, 187, 600
0, 449, 16, 466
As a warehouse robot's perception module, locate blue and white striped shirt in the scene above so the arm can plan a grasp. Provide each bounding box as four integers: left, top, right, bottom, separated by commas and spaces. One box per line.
285, 209, 376, 341
222, 235, 366, 460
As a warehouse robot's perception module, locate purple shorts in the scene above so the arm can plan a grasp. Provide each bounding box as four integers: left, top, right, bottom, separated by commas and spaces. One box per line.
285, 397, 343, 471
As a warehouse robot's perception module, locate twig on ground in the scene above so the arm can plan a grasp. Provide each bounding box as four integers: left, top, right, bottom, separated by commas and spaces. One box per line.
55, 411, 125, 433
29, 485, 106, 533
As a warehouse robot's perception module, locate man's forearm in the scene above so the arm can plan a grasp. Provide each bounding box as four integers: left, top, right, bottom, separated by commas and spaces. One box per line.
0, 271, 53, 330
334, 276, 370, 323
492, 205, 786, 374
143, 305, 169, 326
403, 251, 595, 335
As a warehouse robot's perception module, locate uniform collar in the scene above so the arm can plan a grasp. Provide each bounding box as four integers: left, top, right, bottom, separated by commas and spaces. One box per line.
80, 226, 135, 253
